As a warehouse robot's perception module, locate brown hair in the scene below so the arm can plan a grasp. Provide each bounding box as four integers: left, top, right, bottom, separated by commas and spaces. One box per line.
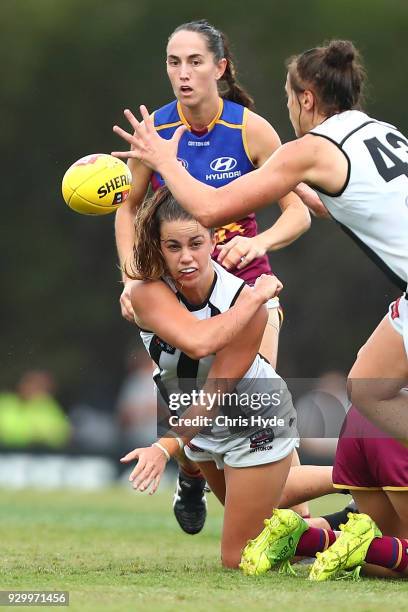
286, 40, 366, 117
126, 187, 212, 281
169, 19, 255, 109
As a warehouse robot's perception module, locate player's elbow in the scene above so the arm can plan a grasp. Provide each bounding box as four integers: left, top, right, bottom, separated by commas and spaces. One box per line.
185, 331, 220, 359
185, 342, 212, 361
183, 347, 201, 360
195, 210, 216, 229
195, 192, 224, 228
293, 203, 311, 235
176, 326, 217, 360
302, 206, 312, 231
178, 338, 207, 360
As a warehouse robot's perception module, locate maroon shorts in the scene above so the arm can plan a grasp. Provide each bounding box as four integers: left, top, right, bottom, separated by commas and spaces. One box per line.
332, 406, 408, 491
211, 248, 272, 286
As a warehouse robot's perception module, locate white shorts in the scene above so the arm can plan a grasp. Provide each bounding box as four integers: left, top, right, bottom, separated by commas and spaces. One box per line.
184, 433, 298, 470
388, 294, 408, 357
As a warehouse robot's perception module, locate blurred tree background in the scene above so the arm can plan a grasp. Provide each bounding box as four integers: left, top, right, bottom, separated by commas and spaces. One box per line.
1, 0, 406, 408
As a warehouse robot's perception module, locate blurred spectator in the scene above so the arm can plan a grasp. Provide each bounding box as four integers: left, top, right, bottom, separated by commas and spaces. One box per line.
0, 370, 71, 448
296, 371, 350, 464
69, 402, 119, 454
116, 348, 157, 451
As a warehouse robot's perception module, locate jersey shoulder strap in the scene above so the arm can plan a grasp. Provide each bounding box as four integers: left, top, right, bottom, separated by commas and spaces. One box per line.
309, 110, 377, 146
153, 100, 183, 131
218, 99, 245, 127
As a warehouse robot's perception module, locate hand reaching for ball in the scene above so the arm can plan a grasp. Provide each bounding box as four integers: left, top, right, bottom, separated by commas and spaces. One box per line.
112, 106, 185, 173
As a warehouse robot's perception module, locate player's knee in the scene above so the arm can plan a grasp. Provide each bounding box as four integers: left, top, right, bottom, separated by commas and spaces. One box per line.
221, 546, 241, 569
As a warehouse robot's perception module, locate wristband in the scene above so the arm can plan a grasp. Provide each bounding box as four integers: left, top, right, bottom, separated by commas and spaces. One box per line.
152, 442, 170, 461
168, 432, 185, 450
176, 436, 184, 450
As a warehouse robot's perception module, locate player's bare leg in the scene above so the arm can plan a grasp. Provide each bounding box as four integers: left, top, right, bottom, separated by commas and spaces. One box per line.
287, 451, 313, 517
348, 315, 408, 439
352, 490, 400, 536
194, 460, 226, 505
175, 447, 202, 476
259, 307, 310, 519
386, 490, 408, 537
362, 493, 408, 577
278, 464, 334, 508
220, 454, 292, 568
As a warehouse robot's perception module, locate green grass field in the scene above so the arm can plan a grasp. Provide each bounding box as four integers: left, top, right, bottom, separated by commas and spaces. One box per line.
1, 487, 407, 611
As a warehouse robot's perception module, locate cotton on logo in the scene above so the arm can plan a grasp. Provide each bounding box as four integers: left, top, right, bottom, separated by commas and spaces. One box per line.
210, 157, 237, 172
177, 158, 189, 169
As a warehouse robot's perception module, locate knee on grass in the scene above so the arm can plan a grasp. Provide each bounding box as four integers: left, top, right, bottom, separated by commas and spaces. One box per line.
221, 547, 242, 569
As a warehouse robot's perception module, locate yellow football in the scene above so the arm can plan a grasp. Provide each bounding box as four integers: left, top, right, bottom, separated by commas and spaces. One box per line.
61, 154, 132, 215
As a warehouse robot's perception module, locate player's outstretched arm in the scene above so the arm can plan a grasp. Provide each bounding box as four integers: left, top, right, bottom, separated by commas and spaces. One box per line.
112, 107, 310, 228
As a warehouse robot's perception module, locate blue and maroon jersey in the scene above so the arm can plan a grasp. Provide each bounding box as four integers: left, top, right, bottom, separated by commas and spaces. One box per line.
150, 98, 272, 284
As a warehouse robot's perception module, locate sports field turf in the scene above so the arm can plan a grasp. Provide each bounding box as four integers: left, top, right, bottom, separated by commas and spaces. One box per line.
1, 486, 407, 611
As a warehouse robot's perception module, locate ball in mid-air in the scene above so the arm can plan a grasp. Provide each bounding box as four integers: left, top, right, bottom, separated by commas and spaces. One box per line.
62, 153, 132, 215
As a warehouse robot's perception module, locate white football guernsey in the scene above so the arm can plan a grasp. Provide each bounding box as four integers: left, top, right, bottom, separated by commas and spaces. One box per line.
310, 110, 408, 290
139, 261, 296, 450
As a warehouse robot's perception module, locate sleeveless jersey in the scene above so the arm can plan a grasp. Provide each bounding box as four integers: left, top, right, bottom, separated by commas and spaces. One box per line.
139, 261, 295, 451
310, 110, 408, 290
151, 98, 272, 284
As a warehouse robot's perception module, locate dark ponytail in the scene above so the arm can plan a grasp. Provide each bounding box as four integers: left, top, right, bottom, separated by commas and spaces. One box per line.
286, 39, 366, 117
170, 20, 254, 109
218, 30, 255, 109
